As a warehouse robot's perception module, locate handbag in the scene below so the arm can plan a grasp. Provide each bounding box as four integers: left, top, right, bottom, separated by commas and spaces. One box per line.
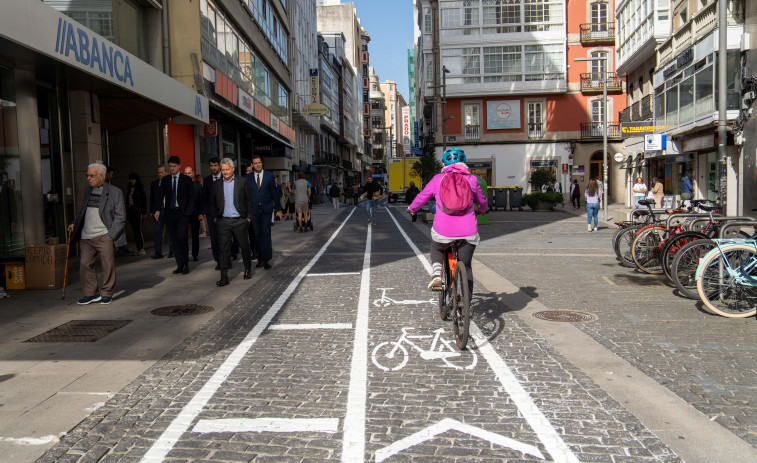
646, 191, 655, 199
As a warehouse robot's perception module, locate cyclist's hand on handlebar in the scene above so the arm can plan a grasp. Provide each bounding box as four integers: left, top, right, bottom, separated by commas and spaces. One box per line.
407, 207, 415, 216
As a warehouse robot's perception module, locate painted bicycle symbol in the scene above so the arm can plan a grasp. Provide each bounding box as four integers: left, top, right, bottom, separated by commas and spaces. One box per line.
373, 288, 436, 307
371, 327, 478, 371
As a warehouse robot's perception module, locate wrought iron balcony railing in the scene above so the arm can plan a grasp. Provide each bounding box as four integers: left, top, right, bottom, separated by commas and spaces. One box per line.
579, 23, 615, 44
527, 123, 544, 139
580, 122, 622, 139
465, 125, 480, 140
579, 72, 623, 94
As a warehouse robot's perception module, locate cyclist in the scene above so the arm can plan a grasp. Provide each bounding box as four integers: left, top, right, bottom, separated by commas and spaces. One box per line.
408, 147, 487, 294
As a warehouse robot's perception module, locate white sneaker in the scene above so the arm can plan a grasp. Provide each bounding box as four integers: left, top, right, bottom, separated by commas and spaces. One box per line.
593, 227, 598, 232
428, 275, 442, 290
587, 224, 592, 232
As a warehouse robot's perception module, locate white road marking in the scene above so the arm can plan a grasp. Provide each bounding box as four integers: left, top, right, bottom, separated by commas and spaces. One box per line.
383, 206, 434, 275
385, 206, 580, 463
307, 272, 361, 276
139, 209, 356, 463
192, 418, 339, 434
268, 323, 353, 330
341, 223, 372, 463
0, 434, 65, 445
374, 418, 544, 462
477, 252, 613, 257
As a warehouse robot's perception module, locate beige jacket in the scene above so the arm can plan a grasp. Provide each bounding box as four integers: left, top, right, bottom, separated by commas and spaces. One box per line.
652, 182, 664, 207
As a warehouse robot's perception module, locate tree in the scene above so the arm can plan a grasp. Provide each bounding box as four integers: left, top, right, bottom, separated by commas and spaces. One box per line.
411, 152, 443, 185
529, 169, 554, 192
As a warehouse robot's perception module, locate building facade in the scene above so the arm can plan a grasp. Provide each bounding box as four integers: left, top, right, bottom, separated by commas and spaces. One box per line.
379, 81, 408, 158
415, 0, 626, 196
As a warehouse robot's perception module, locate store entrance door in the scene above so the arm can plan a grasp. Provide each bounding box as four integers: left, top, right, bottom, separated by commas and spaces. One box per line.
590, 151, 609, 197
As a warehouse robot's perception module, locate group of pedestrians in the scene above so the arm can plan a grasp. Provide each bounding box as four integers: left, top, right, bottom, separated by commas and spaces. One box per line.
68, 154, 286, 304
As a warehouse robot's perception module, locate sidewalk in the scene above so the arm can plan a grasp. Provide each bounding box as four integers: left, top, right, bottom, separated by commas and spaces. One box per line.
0, 204, 350, 462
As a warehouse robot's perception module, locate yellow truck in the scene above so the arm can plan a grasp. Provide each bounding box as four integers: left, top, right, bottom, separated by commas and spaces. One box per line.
387, 158, 421, 203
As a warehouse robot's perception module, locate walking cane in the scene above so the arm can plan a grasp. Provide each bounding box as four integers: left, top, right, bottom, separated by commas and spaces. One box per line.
61, 227, 72, 300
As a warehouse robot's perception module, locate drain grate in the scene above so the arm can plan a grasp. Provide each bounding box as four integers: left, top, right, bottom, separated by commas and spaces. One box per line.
151, 304, 214, 317
25, 320, 132, 342
533, 310, 596, 323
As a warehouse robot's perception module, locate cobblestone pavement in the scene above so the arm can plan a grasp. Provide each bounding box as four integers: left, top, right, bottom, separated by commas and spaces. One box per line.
36, 203, 742, 462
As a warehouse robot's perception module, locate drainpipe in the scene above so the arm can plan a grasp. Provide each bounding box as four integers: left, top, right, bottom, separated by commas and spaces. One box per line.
162, 0, 170, 75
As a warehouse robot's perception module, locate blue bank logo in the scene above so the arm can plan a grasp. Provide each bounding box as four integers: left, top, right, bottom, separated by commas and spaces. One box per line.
55, 18, 134, 87
195, 96, 204, 118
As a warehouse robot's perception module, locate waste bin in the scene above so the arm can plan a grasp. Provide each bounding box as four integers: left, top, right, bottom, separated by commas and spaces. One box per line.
490, 187, 508, 211
509, 187, 523, 211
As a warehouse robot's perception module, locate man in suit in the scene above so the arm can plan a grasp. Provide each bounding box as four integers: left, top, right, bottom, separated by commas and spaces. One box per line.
247, 154, 282, 269
67, 162, 126, 305
183, 166, 203, 261
202, 157, 223, 269
149, 165, 173, 259
155, 155, 194, 275
210, 158, 254, 286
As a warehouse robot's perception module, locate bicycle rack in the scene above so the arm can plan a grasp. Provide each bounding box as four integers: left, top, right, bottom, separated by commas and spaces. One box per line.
687, 216, 753, 233
630, 207, 669, 222
718, 220, 757, 238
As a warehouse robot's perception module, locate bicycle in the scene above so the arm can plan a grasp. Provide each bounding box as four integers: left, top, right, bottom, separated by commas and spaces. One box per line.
371, 326, 478, 371
431, 240, 471, 350
695, 239, 757, 318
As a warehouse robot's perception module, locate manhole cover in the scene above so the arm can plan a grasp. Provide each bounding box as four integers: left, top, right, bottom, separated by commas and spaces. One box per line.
533, 311, 596, 323
25, 320, 132, 342
151, 304, 214, 317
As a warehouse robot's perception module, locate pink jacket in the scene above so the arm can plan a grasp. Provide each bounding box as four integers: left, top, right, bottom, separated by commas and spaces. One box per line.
409, 163, 487, 238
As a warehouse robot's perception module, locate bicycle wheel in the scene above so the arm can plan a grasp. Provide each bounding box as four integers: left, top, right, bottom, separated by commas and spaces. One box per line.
613, 225, 642, 268
660, 231, 707, 280
439, 258, 450, 321
451, 264, 471, 350
696, 244, 757, 318
631, 224, 667, 274
671, 239, 716, 299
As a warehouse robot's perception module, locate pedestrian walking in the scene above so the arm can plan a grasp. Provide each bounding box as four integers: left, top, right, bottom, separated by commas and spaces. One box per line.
352, 183, 359, 205
330, 181, 341, 209
68, 162, 126, 305
570, 180, 581, 209
201, 157, 223, 268
155, 155, 194, 275
362, 176, 384, 224
246, 154, 283, 269
585, 179, 602, 232
632, 177, 647, 207
552, 179, 564, 207
344, 182, 353, 206
293, 172, 311, 232
183, 166, 203, 261
285, 180, 296, 220
651, 177, 664, 208
681, 171, 695, 207
210, 158, 254, 286
149, 164, 173, 259
125, 173, 147, 256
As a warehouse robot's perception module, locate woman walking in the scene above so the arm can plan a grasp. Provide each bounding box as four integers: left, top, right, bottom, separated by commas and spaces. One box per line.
585, 179, 602, 232
570, 180, 581, 209
285, 180, 295, 220
125, 172, 147, 255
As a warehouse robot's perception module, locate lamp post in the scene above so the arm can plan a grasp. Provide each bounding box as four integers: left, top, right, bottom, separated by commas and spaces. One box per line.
574, 56, 609, 222
441, 65, 450, 152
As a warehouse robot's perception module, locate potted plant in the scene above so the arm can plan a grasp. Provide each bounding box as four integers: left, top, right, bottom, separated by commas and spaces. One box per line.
521, 191, 564, 211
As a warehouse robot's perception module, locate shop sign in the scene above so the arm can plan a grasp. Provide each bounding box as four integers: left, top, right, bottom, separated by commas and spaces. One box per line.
644, 134, 666, 151
621, 121, 676, 136
203, 120, 217, 138
237, 88, 255, 117
468, 162, 492, 169
530, 160, 558, 168
486, 100, 521, 129
270, 114, 280, 132
613, 152, 625, 162
309, 69, 319, 104
303, 103, 328, 116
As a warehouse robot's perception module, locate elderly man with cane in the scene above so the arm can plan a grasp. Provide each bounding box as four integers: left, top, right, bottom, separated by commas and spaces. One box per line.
68, 162, 126, 305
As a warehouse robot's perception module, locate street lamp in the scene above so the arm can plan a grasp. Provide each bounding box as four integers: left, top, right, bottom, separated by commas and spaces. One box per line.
575, 55, 609, 222
441, 65, 450, 152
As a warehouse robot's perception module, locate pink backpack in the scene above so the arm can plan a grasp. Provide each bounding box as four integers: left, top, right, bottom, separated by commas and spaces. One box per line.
438, 172, 472, 216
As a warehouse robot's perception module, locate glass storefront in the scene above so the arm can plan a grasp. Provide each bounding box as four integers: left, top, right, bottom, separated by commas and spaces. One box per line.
0, 66, 24, 257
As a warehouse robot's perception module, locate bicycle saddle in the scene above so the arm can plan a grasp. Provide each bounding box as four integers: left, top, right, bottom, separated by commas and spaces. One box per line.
637, 199, 656, 206
698, 204, 719, 212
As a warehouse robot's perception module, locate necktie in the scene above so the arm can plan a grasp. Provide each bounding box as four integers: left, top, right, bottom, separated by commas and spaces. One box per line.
256, 173, 261, 188
172, 175, 177, 208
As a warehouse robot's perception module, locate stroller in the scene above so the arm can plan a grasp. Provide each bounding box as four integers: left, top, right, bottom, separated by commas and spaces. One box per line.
294, 198, 314, 232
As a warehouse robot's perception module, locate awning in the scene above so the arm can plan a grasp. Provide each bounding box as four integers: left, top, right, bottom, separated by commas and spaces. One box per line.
0, 0, 208, 128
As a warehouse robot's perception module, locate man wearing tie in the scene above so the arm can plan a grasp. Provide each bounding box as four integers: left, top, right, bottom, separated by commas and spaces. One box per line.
149, 164, 173, 259
155, 156, 194, 275
210, 158, 254, 286
202, 157, 222, 269
247, 154, 282, 269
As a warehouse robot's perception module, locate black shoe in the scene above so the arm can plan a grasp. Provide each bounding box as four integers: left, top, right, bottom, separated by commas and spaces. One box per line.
168, 251, 174, 258
251, 254, 258, 261
214, 264, 220, 271
263, 261, 272, 270
216, 276, 230, 287
231, 254, 238, 261
172, 266, 183, 274
244, 268, 252, 279
151, 253, 163, 259
192, 255, 199, 262
182, 263, 189, 275
256, 261, 264, 268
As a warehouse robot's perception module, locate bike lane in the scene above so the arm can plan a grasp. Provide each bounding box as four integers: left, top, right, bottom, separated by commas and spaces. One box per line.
362, 205, 682, 462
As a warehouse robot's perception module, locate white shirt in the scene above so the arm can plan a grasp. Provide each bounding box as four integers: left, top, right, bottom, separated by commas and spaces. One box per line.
632, 182, 647, 194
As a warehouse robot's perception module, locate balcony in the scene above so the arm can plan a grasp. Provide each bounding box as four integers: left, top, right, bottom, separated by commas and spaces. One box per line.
465, 125, 480, 141
619, 107, 630, 123
580, 23, 615, 45
527, 123, 544, 139
314, 152, 340, 166
657, 1, 717, 67
580, 73, 623, 94
342, 159, 354, 171
580, 122, 622, 140
640, 95, 653, 120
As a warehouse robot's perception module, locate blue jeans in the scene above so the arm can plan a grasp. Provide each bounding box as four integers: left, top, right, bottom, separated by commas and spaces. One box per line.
586, 202, 600, 228
634, 194, 645, 206
366, 199, 377, 221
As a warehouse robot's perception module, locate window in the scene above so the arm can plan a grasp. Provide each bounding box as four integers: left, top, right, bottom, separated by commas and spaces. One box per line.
590, 51, 608, 75
591, 2, 608, 26
423, 7, 432, 33
524, 44, 564, 81
527, 101, 543, 137
465, 104, 480, 126
679, 8, 687, 25
591, 99, 604, 122
483, 0, 521, 34
372, 116, 383, 127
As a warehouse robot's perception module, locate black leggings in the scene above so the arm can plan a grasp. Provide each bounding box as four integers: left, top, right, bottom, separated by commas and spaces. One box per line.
127, 210, 144, 251
431, 240, 475, 293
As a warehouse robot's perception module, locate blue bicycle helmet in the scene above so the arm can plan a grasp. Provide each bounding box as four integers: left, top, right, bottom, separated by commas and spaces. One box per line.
442, 147, 466, 166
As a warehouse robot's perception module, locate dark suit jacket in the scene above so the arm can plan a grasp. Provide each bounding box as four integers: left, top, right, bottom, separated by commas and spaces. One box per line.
150, 178, 164, 213
191, 181, 203, 216
202, 173, 222, 219
71, 183, 127, 247
210, 175, 254, 220
247, 170, 281, 214
160, 173, 194, 216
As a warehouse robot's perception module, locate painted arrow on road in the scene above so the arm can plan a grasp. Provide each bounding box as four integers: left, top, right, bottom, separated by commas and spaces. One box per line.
373, 418, 545, 462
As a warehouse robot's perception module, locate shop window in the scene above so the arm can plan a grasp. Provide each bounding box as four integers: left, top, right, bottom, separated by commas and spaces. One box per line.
0, 66, 23, 257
